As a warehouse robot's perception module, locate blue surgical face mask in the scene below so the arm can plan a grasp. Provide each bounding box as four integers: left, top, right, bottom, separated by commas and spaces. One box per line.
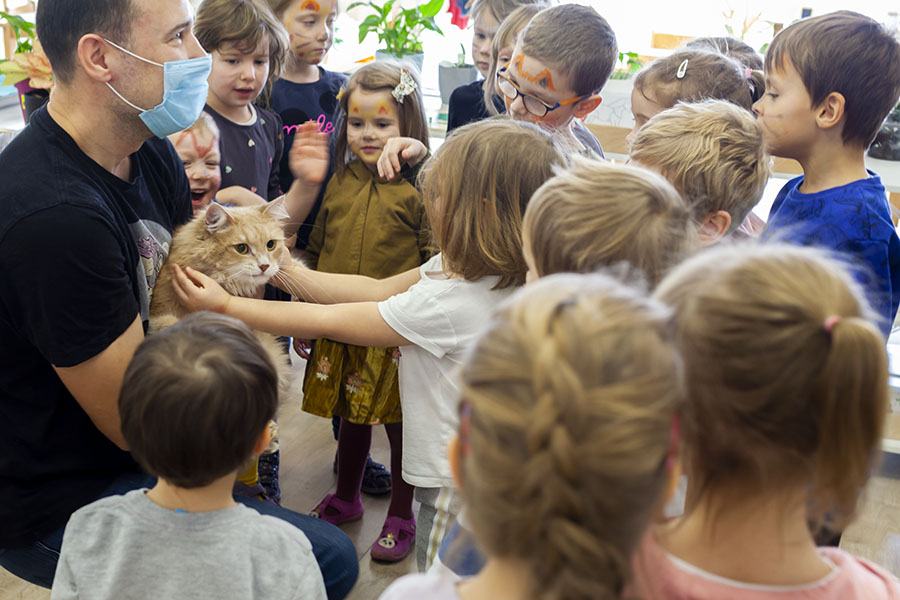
103, 38, 212, 138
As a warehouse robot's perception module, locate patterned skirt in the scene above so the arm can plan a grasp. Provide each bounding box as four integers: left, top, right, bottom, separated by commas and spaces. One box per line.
301, 338, 403, 425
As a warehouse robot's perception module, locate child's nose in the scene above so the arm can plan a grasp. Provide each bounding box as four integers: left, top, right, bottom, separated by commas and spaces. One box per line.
752, 98, 763, 116
187, 164, 207, 180
317, 23, 329, 41
508, 94, 527, 118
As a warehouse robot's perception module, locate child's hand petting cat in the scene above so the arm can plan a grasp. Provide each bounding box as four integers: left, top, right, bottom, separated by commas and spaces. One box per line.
171, 264, 233, 314
377, 137, 427, 181
289, 121, 329, 186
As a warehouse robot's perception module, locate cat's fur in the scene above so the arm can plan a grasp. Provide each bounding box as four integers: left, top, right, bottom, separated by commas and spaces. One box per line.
150, 199, 298, 402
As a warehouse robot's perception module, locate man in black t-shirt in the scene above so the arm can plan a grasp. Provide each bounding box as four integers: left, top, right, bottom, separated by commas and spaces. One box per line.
0, 1, 357, 596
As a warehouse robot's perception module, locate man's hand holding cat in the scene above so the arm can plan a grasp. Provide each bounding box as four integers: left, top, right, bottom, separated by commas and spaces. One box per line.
171, 264, 232, 315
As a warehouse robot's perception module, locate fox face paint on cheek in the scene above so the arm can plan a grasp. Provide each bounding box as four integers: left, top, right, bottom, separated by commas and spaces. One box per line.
511, 55, 556, 91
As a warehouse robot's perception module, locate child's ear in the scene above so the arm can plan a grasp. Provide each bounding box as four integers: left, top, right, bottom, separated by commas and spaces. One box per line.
447, 435, 464, 492
573, 94, 603, 120
698, 210, 732, 246
815, 91, 846, 132
252, 423, 274, 456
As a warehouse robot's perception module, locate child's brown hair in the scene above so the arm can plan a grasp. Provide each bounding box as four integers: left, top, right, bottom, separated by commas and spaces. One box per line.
633, 49, 764, 112
524, 157, 697, 287
120, 312, 279, 489
518, 4, 618, 96
684, 36, 763, 70
765, 10, 900, 148
419, 119, 567, 289
629, 99, 770, 233
482, 3, 548, 116
333, 61, 429, 176
458, 273, 683, 599
654, 243, 888, 531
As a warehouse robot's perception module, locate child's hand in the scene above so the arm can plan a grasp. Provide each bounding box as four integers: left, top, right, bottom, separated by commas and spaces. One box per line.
289, 121, 330, 186
171, 264, 233, 314
377, 137, 427, 181
216, 186, 267, 207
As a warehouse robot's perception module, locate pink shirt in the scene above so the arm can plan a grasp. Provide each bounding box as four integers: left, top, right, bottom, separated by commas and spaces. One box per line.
632, 533, 900, 600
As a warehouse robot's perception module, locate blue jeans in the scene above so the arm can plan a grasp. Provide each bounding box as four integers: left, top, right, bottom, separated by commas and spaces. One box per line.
0, 472, 358, 599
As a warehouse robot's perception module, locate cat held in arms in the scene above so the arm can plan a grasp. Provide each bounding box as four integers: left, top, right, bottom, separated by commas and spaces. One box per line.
150, 198, 299, 401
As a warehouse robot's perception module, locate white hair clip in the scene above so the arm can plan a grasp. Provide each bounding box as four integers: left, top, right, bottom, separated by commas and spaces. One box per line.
392, 68, 417, 104
676, 59, 688, 79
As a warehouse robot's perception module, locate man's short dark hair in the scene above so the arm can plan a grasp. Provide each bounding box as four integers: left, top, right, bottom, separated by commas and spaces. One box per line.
119, 312, 279, 489
765, 10, 900, 149
36, 0, 135, 85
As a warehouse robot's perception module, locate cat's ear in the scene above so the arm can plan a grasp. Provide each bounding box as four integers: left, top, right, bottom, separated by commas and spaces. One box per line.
205, 203, 234, 233
262, 196, 290, 223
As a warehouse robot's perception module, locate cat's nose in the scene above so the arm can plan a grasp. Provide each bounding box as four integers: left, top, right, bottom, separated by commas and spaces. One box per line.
259, 264, 269, 272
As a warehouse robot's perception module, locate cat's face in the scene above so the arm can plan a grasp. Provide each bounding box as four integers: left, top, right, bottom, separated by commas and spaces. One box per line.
200, 199, 289, 297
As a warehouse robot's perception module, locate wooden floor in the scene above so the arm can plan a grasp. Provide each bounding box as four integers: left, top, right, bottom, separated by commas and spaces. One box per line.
0, 349, 416, 599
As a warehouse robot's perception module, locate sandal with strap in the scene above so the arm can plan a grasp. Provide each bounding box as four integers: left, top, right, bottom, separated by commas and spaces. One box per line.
361, 456, 392, 496
309, 493, 364, 526
370, 515, 416, 562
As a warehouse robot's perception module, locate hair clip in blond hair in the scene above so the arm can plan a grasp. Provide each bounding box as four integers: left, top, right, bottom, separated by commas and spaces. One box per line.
824, 315, 841, 334
392, 68, 417, 104
743, 67, 753, 80
676, 59, 688, 79
336, 87, 345, 101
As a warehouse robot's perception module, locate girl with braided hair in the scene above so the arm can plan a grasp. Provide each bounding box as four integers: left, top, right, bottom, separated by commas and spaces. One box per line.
633, 243, 900, 599
381, 273, 684, 599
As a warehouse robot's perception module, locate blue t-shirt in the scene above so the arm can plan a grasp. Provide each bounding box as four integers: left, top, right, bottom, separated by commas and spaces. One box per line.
270, 68, 347, 247
762, 173, 900, 336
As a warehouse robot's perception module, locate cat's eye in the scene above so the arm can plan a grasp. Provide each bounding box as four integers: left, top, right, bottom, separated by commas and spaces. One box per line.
266, 240, 276, 250
234, 243, 249, 254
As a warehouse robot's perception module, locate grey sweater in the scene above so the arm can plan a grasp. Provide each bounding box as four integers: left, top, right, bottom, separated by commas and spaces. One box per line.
51, 489, 326, 600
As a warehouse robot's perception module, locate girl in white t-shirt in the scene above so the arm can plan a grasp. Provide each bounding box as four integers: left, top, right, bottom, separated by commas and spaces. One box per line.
172, 118, 568, 570
632, 243, 900, 600
381, 273, 684, 600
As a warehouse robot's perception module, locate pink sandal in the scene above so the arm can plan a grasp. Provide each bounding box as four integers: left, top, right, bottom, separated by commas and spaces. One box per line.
308, 493, 363, 526
370, 515, 416, 562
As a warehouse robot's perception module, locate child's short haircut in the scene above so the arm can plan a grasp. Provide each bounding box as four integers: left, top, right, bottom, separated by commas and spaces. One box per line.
459, 273, 682, 598
120, 312, 279, 489
419, 119, 567, 289
482, 3, 548, 116
176, 111, 220, 143
518, 4, 618, 96
195, 0, 290, 80
684, 36, 763, 71
524, 156, 697, 287
629, 99, 770, 232
334, 61, 429, 176
469, 0, 545, 24
634, 49, 764, 112
655, 243, 887, 532
765, 10, 900, 149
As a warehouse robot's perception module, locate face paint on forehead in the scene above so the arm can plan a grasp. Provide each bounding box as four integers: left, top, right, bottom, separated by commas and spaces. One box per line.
511, 55, 556, 92
301, 0, 320, 11
181, 130, 216, 159
348, 95, 397, 119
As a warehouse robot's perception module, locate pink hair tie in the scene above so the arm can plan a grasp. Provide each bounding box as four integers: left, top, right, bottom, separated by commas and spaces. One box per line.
744, 67, 753, 79
824, 315, 841, 334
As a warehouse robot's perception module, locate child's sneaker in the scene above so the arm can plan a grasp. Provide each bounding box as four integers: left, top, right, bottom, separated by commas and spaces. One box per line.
258, 450, 281, 502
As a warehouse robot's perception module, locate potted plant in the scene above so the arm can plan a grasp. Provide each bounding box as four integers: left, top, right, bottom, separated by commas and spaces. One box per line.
349, 0, 444, 74
438, 43, 477, 104
869, 102, 900, 161
0, 11, 52, 123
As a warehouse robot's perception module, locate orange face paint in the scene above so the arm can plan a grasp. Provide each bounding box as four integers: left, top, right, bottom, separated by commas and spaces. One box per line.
377, 103, 390, 115
512, 55, 556, 91
301, 0, 320, 12
174, 129, 215, 159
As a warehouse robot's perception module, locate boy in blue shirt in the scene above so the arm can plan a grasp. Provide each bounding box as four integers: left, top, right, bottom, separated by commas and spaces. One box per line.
757, 11, 900, 337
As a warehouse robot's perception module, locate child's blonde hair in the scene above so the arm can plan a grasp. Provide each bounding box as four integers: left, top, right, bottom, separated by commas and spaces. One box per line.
333, 61, 429, 176
629, 99, 770, 232
482, 3, 548, 116
524, 157, 697, 287
458, 273, 683, 599
684, 36, 763, 71
654, 243, 888, 531
173, 111, 220, 144
469, 0, 544, 24
419, 119, 568, 289
633, 49, 764, 112
195, 0, 290, 81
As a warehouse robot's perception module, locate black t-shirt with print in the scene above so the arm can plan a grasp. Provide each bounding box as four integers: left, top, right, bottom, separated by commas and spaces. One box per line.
0, 106, 191, 546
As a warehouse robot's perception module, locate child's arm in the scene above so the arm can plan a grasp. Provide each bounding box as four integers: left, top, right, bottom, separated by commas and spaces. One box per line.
377, 137, 429, 181
281, 121, 330, 234
171, 265, 411, 347
272, 262, 421, 304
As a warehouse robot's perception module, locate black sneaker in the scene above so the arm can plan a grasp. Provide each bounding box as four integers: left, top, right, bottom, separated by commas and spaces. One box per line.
258, 450, 281, 503
361, 456, 392, 496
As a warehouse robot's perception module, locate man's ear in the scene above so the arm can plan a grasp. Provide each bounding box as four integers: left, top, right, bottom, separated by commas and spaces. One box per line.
815, 91, 846, 132
698, 210, 732, 246
448, 435, 464, 492
573, 94, 602, 120
76, 33, 114, 83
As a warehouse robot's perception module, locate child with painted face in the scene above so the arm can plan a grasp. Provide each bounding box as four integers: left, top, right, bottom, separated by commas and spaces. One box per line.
446, 0, 546, 133
168, 112, 222, 214
171, 118, 569, 570
267, 0, 347, 248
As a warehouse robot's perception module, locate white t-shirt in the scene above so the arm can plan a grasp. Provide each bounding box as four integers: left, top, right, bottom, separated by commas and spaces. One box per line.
378, 253, 514, 488
380, 572, 464, 600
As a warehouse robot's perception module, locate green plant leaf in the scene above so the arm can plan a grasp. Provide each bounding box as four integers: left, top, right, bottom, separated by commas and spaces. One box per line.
419, 0, 444, 18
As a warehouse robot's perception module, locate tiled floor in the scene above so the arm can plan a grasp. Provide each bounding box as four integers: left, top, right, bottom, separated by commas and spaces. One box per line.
0, 349, 416, 599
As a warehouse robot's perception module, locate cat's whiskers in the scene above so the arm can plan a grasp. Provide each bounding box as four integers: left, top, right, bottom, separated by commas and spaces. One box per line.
272, 269, 338, 305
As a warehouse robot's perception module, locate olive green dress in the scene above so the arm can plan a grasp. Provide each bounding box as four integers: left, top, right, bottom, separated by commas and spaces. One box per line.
302, 159, 431, 424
